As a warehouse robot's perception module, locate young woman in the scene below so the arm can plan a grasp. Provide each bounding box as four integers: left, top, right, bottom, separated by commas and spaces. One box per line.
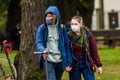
68, 16, 102, 80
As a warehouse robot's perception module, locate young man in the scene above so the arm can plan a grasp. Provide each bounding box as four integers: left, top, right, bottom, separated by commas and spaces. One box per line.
35, 6, 72, 80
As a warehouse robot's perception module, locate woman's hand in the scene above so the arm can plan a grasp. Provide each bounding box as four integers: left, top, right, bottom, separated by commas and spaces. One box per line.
65, 66, 72, 72
98, 67, 102, 74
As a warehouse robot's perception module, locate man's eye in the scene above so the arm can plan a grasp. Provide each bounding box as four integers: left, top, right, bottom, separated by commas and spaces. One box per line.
71, 23, 78, 25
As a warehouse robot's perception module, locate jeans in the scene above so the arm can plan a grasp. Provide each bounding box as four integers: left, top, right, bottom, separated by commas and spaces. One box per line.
69, 55, 94, 80
43, 61, 63, 80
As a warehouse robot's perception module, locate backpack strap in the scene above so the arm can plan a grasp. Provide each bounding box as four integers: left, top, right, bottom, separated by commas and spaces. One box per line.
61, 24, 64, 28
61, 24, 64, 33
84, 28, 91, 44
86, 30, 91, 39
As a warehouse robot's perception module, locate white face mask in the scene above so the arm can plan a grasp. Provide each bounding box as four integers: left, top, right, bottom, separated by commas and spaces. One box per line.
71, 25, 80, 32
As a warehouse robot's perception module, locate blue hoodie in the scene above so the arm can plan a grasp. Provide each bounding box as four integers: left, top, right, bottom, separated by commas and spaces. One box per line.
35, 6, 72, 70
45, 6, 61, 20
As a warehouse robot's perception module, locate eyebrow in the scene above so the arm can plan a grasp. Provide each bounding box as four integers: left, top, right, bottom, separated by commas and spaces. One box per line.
70, 23, 79, 25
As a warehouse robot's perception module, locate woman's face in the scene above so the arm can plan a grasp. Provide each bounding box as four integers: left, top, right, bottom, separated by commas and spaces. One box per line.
70, 19, 82, 27
70, 19, 82, 32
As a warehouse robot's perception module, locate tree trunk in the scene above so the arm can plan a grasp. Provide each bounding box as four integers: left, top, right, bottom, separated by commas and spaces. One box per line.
14, 0, 45, 80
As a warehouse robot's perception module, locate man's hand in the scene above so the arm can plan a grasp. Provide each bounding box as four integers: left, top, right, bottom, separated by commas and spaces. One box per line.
43, 53, 49, 59
43, 51, 49, 59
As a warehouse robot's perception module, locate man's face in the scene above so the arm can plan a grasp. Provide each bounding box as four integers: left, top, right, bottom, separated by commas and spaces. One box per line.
46, 13, 57, 25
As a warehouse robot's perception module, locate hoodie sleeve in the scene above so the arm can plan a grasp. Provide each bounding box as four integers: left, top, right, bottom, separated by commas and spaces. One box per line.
63, 25, 72, 67
35, 25, 46, 52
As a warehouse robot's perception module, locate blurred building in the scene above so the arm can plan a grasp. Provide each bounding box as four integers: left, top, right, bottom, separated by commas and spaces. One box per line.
92, 0, 120, 30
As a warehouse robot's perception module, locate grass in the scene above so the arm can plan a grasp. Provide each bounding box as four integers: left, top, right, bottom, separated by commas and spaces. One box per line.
0, 51, 17, 62
62, 48, 120, 80
95, 49, 120, 80
0, 51, 18, 79
0, 49, 120, 80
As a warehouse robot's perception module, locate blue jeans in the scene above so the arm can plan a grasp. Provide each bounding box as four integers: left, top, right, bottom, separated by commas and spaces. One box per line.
43, 61, 63, 80
69, 55, 94, 80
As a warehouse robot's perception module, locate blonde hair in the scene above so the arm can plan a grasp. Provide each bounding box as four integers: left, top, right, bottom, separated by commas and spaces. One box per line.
72, 16, 83, 25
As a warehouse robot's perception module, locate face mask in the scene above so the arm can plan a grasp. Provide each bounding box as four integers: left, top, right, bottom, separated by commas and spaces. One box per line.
46, 17, 54, 25
71, 25, 80, 32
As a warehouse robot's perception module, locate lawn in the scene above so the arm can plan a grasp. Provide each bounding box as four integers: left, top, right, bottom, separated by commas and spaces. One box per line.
95, 49, 120, 80
0, 51, 17, 79
0, 51, 17, 62
0, 49, 120, 80
63, 48, 120, 80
